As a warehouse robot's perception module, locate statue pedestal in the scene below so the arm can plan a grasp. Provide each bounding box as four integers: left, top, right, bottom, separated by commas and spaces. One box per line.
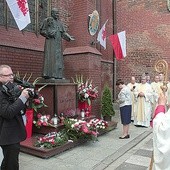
34, 78, 77, 133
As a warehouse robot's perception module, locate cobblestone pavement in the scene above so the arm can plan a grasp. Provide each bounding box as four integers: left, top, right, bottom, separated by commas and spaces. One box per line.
104, 133, 153, 170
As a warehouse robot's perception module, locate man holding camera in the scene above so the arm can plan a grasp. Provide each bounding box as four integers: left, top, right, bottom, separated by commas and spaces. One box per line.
0, 65, 31, 170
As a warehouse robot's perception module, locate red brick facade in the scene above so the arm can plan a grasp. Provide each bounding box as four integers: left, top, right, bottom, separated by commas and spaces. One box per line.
0, 0, 114, 117
116, 0, 170, 83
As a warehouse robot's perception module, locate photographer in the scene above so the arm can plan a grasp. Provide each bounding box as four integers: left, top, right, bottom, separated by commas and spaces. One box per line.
0, 65, 32, 170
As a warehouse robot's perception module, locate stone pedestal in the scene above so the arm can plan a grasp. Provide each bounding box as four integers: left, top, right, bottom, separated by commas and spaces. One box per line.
33, 78, 77, 134
32, 123, 64, 135
35, 78, 77, 117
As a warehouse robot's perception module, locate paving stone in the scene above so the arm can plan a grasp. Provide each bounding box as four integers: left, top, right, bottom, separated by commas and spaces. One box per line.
125, 155, 151, 167
134, 149, 153, 158
115, 162, 147, 170
144, 139, 153, 148
142, 139, 153, 151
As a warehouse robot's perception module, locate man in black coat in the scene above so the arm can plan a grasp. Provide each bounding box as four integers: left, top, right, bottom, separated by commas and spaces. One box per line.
0, 65, 31, 170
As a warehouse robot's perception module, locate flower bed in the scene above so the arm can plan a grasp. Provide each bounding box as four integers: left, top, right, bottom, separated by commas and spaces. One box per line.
20, 120, 117, 158
34, 118, 108, 149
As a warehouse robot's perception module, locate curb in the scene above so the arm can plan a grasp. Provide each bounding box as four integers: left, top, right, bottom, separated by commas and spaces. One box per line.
92, 130, 152, 170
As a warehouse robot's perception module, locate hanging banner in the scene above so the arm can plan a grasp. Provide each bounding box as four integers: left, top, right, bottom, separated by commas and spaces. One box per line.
5, 0, 31, 30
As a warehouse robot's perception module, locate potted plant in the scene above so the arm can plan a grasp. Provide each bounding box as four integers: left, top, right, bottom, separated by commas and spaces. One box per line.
101, 85, 115, 121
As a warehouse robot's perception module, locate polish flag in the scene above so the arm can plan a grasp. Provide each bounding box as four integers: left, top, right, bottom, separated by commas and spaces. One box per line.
97, 20, 108, 49
109, 31, 126, 60
6, 0, 31, 30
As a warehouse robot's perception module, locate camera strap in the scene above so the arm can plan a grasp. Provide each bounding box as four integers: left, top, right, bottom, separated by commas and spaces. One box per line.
1, 83, 17, 102
1, 84, 13, 97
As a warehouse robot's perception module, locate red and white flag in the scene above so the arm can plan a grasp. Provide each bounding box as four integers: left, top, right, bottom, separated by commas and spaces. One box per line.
109, 31, 126, 60
6, 0, 31, 30
97, 20, 108, 49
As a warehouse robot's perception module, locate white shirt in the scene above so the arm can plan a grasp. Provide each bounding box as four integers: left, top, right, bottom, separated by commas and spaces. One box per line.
118, 85, 132, 107
153, 106, 170, 170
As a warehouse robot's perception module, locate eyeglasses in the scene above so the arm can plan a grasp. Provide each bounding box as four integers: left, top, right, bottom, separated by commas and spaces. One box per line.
0, 74, 14, 77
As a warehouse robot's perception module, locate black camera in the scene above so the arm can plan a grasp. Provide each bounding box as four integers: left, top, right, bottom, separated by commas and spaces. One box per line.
13, 77, 39, 99
26, 89, 39, 99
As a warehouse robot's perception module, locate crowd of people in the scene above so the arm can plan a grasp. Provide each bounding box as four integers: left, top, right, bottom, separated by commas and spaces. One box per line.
116, 72, 168, 138
116, 72, 170, 169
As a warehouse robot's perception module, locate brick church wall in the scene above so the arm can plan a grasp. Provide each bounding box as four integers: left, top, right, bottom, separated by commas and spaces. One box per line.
0, 26, 44, 81
0, 45, 43, 81
116, 0, 170, 83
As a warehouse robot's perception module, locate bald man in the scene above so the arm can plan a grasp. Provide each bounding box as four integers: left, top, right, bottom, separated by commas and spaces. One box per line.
127, 76, 138, 122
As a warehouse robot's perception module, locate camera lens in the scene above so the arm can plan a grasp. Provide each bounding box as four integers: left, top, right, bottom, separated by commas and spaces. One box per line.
28, 90, 34, 98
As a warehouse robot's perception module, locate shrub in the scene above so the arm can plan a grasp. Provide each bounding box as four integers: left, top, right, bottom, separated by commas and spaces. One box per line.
101, 85, 115, 117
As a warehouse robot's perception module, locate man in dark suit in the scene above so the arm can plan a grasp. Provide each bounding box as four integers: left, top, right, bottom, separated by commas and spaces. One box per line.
0, 65, 31, 170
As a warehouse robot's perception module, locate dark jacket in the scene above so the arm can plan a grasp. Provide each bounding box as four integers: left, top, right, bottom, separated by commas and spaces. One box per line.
0, 85, 27, 145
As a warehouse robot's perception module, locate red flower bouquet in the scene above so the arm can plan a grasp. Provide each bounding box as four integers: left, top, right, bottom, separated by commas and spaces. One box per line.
72, 75, 98, 105
35, 132, 68, 149
33, 113, 51, 128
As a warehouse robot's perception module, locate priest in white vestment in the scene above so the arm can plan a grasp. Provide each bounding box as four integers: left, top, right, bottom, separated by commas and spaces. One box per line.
151, 75, 162, 116
152, 93, 170, 170
127, 76, 138, 121
134, 75, 153, 127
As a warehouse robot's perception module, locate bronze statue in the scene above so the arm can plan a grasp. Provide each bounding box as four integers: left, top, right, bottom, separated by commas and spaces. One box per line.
40, 8, 75, 79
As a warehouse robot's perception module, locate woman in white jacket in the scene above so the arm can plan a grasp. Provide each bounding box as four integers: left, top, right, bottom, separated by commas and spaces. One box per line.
116, 79, 132, 139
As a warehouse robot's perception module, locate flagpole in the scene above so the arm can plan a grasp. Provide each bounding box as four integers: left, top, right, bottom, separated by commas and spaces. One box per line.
113, 0, 117, 101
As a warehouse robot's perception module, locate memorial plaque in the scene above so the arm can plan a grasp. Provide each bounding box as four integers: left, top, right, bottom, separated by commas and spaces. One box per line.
35, 83, 77, 117
56, 85, 77, 114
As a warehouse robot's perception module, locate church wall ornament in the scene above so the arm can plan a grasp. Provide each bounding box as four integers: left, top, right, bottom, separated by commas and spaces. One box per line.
88, 10, 99, 36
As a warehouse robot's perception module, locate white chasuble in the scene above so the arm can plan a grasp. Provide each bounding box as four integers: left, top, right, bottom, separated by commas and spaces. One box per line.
134, 83, 153, 127
153, 110, 170, 170
151, 82, 162, 114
